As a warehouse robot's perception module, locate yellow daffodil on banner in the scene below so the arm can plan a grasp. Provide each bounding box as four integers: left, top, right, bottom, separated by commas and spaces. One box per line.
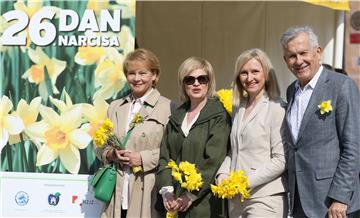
81, 96, 109, 138
118, 25, 135, 55
0, 96, 25, 153
115, 0, 136, 18
28, 106, 91, 174
87, 0, 110, 15
74, 46, 106, 65
22, 47, 66, 100
49, 90, 74, 113
217, 89, 233, 115
8, 97, 42, 147
93, 48, 127, 100
14, 0, 42, 18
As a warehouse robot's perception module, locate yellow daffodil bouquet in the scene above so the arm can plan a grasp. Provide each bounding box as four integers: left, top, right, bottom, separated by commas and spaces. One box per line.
211, 170, 251, 202
93, 118, 123, 149
217, 89, 233, 115
93, 118, 142, 173
166, 159, 203, 218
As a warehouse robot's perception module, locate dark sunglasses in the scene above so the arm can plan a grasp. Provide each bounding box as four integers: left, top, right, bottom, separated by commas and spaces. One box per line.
183, 75, 209, 85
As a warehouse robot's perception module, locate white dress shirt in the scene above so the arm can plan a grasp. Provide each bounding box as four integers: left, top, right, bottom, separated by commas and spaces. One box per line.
287, 66, 323, 143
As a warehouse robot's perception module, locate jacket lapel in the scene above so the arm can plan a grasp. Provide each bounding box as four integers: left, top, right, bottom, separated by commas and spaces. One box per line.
285, 83, 296, 145
296, 69, 329, 144
240, 94, 268, 134
138, 89, 160, 121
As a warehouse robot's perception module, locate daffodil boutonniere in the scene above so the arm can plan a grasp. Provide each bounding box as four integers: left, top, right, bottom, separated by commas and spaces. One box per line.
129, 113, 144, 129
318, 100, 333, 115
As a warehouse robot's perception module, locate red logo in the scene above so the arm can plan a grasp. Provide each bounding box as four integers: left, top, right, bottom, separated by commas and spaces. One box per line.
72, 195, 78, 204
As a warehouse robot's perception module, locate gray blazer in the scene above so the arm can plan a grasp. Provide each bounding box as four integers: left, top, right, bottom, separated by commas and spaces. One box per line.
285, 68, 360, 217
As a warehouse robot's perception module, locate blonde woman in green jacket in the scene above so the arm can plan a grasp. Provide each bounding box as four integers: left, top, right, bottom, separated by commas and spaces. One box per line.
156, 57, 231, 218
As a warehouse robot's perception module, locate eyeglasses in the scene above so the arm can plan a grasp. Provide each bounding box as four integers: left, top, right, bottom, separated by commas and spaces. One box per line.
183, 75, 209, 85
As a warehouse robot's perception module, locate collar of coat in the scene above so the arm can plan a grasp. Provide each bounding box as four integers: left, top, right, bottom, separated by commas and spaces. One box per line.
169, 97, 226, 127
117, 88, 161, 108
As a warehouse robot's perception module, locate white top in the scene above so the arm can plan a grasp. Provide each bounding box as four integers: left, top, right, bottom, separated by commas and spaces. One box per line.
181, 112, 200, 137
287, 66, 323, 143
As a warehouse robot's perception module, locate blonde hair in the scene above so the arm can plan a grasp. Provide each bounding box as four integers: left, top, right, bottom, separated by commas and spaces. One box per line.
233, 48, 280, 107
123, 48, 161, 86
178, 57, 216, 102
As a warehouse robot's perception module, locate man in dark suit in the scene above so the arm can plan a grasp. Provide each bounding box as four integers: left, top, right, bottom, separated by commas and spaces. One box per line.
281, 26, 360, 218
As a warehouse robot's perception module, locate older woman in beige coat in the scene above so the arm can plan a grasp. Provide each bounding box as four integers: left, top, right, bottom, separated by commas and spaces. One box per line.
96, 48, 172, 218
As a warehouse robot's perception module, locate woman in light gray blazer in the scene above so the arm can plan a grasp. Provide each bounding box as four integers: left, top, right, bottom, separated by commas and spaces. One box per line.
217, 48, 288, 217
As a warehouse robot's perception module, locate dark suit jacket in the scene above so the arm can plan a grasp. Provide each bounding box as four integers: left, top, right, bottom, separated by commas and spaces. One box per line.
285, 68, 360, 217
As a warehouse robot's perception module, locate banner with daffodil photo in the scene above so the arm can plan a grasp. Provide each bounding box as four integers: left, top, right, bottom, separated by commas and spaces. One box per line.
0, 0, 135, 175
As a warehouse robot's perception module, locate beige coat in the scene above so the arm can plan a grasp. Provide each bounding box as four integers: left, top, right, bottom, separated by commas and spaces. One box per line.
217, 94, 287, 200
96, 89, 171, 218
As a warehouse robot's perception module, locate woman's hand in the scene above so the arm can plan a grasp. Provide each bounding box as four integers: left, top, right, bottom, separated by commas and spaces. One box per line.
111, 149, 130, 165
163, 192, 177, 211
174, 193, 192, 212
123, 150, 142, 167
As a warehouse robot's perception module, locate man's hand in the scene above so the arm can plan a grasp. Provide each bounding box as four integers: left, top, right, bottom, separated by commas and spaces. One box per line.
328, 201, 348, 218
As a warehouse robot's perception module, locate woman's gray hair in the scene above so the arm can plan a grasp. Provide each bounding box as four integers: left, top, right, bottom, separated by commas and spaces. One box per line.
280, 26, 319, 49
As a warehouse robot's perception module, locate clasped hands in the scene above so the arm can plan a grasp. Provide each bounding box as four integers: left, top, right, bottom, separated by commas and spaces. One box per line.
163, 192, 192, 213
108, 149, 142, 167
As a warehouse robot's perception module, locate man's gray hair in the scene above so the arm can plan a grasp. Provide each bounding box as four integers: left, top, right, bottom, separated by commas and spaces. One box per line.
280, 26, 319, 49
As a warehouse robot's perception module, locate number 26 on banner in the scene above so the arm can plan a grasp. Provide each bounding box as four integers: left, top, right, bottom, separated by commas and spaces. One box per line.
1, 9, 56, 46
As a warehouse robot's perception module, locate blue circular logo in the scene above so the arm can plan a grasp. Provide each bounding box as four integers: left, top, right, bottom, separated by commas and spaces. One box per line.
15, 191, 29, 206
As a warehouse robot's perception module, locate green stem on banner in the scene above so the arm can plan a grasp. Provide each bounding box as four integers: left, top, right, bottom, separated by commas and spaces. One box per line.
51, 158, 61, 173
5, 144, 13, 172
0, 52, 4, 97
19, 134, 29, 172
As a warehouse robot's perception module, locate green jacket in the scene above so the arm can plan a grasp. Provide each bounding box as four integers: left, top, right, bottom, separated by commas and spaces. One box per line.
156, 97, 231, 218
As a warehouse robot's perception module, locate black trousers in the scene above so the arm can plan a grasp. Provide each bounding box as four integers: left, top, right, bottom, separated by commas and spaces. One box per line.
121, 208, 127, 218
293, 183, 307, 218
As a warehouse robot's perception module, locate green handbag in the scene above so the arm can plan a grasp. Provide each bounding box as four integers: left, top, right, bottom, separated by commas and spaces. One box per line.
91, 164, 117, 203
